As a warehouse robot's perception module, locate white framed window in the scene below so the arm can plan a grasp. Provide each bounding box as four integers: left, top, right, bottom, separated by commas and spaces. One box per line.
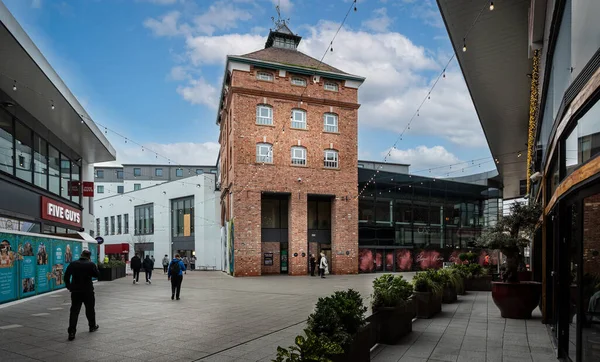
256, 143, 273, 163
324, 113, 338, 133
291, 147, 307, 165
291, 77, 307, 86
257, 72, 274, 81
256, 105, 273, 125
324, 82, 339, 91
291, 109, 307, 129
324, 150, 339, 169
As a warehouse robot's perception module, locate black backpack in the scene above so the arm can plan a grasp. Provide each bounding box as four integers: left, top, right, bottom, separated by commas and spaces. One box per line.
169, 260, 180, 276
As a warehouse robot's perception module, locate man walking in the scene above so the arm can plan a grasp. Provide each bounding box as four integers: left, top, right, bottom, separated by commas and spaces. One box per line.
168, 254, 186, 300
143, 255, 154, 284
319, 252, 328, 279
162, 254, 169, 274
309, 254, 316, 277
64, 250, 99, 341
130, 254, 142, 284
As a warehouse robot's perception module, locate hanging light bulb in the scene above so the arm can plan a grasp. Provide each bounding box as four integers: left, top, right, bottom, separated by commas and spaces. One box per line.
462, 38, 467, 52
12, 81, 17, 91
125, 138, 127, 143
51, 101, 55, 110
330, 46, 333, 52
489, 2, 494, 11
443, 72, 446, 78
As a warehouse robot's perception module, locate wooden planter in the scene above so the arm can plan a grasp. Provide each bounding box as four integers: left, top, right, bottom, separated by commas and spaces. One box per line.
373, 302, 413, 345
414, 291, 442, 319
465, 275, 492, 291
442, 285, 457, 304
98, 266, 126, 281
457, 278, 467, 295
331, 319, 374, 362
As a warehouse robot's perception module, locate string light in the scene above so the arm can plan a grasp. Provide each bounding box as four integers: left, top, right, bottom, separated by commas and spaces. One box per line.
12, 81, 16, 91
462, 38, 467, 52
489, 2, 494, 11
51, 101, 55, 110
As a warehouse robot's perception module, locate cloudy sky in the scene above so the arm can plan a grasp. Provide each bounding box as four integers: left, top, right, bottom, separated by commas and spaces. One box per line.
4, 0, 494, 177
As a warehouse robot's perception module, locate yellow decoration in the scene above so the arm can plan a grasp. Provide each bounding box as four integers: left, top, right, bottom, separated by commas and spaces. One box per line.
527, 50, 540, 194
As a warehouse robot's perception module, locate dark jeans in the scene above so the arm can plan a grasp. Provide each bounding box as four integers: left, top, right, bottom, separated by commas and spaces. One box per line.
163, 265, 168, 273
319, 268, 325, 277
310, 263, 316, 276
145, 270, 152, 282
171, 275, 183, 298
68, 292, 96, 334
191, 264, 195, 270
133, 269, 140, 282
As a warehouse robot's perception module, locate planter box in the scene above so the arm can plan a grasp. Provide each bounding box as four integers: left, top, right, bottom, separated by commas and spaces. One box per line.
373, 302, 413, 345
491, 281, 542, 319
442, 285, 457, 304
414, 291, 442, 319
98, 266, 126, 281
331, 319, 374, 362
465, 275, 492, 291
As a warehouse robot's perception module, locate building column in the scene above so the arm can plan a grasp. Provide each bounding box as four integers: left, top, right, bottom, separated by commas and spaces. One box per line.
289, 192, 307, 276
233, 190, 261, 276
331, 196, 358, 274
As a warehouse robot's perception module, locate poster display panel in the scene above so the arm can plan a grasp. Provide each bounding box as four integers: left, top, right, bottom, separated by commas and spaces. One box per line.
36, 238, 51, 293
17, 235, 36, 298
0, 233, 18, 303
51, 239, 66, 290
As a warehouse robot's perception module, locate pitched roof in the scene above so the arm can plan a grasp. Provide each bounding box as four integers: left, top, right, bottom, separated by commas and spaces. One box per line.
275, 23, 294, 35
237, 47, 348, 75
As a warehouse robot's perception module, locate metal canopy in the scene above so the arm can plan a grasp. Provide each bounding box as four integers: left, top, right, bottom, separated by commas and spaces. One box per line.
437, 0, 532, 198
0, 2, 116, 164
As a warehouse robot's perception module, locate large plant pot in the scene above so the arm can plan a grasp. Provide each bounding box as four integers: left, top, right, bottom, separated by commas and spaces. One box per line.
465, 275, 492, 291
374, 303, 413, 345
414, 291, 442, 319
491, 281, 542, 319
331, 320, 373, 362
442, 285, 457, 304
518, 271, 532, 281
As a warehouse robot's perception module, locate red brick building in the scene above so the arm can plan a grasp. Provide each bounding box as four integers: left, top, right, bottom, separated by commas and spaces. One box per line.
216, 24, 365, 276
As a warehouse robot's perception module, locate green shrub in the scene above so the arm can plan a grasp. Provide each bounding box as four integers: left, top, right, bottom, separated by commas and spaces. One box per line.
307, 289, 367, 350
466, 252, 478, 263
412, 270, 443, 297
438, 268, 464, 292
273, 329, 343, 362
98, 260, 125, 269
450, 263, 483, 278
458, 253, 468, 262
371, 274, 413, 312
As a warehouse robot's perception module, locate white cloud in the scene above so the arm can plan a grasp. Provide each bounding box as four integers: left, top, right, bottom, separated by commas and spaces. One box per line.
193, 2, 252, 35
403, 0, 443, 28
386, 146, 462, 171
176, 77, 219, 108
272, 0, 293, 14
185, 33, 264, 65
362, 8, 393, 33
97, 141, 220, 166
168, 66, 190, 81
31, 0, 42, 9
143, 11, 185, 37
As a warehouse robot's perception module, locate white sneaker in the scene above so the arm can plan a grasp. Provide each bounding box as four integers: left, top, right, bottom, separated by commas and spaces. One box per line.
133, 280, 136, 285
148, 280, 152, 284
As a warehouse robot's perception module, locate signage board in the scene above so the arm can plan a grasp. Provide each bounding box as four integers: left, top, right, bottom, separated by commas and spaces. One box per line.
82, 182, 94, 197
40, 196, 82, 228
95, 237, 104, 245
68, 181, 80, 197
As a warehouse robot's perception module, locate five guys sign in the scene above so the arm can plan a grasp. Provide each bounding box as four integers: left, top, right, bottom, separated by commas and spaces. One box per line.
41, 196, 82, 228
68, 181, 94, 197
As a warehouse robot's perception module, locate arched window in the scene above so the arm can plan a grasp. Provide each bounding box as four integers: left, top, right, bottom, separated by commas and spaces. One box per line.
256, 143, 273, 163
291, 109, 307, 129
324, 113, 338, 133
256, 105, 273, 125
291, 146, 307, 165
324, 149, 339, 169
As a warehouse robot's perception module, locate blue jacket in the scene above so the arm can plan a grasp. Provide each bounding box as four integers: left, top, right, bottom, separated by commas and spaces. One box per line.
167, 258, 186, 277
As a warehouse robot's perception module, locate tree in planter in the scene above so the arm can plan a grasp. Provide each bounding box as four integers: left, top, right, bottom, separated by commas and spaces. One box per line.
274, 329, 343, 362
476, 202, 541, 283
371, 274, 413, 312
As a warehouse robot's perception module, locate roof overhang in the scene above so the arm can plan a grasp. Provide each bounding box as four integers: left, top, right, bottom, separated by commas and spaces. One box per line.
0, 2, 116, 164
436, 0, 532, 198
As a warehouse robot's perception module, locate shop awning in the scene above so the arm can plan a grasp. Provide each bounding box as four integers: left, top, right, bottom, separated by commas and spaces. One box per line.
104, 243, 130, 254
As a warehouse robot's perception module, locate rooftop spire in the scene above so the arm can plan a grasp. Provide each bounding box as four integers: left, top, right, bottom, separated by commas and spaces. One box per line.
266, 1, 301, 49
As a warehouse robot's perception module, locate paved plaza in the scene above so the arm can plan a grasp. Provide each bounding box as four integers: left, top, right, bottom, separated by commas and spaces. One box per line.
0, 272, 555, 362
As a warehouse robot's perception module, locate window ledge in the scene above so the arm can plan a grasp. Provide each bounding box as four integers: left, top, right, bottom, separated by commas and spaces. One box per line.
255, 162, 275, 166
323, 167, 341, 171
256, 123, 275, 127
291, 163, 308, 168
290, 127, 309, 131
323, 131, 340, 135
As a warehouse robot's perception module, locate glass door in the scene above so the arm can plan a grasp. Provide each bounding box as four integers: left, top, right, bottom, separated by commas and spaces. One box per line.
280, 243, 288, 274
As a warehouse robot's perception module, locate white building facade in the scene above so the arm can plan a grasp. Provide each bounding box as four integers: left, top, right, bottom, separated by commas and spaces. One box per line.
93, 172, 222, 270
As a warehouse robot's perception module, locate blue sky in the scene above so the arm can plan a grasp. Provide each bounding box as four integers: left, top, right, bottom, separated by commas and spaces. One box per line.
3, 0, 493, 177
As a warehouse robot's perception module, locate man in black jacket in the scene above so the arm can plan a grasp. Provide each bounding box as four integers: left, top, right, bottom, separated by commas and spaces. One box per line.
142, 255, 154, 284
64, 250, 100, 341
130, 254, 142, 284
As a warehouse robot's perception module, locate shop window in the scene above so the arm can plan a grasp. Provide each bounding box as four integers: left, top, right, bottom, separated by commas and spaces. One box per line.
582, 192, 600, 361
547, 160, 559, 201
33, 135, 47, 189
134, 204, 154, 235
171, 196, 194, 237
0, 109, 13, 175
413, 203, 430, 225
564, 99, 600, 177
15, 122, 33, 183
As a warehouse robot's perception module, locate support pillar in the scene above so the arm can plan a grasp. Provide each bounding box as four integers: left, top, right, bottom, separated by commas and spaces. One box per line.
331, 196, 358, 274
289, 192, 307, 275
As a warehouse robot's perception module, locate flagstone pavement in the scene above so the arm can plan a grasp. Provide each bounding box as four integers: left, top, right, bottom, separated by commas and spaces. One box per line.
0, 271, 555, 362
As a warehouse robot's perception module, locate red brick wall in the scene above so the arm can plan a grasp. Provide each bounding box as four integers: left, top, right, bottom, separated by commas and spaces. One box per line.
583, 193, 600, 276
261, 242, 280, 275
220, 63, 361, 277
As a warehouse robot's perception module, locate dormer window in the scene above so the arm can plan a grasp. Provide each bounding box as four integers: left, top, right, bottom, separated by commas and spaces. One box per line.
273, 37, 298, 50
324, 82, 339, 92
257, 72, 274, 81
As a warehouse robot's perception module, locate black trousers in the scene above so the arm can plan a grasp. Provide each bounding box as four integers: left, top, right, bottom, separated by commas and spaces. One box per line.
171, 275, 183, 298
133, 269, 140, 282
310, 263, 316, 276
163, 265, 168, 273
319, 268, 325, 277
145, 270, 152, 282
68, 292, 96, 334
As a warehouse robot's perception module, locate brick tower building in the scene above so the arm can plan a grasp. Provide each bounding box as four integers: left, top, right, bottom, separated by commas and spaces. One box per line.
216, 22, 365, 276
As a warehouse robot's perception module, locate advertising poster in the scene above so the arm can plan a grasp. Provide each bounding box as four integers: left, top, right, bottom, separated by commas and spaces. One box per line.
51, 239, 66, 290
395, 249, 413, 271
64, 242, 73, 283
18, 235, 36, 298
72, 243, 81, 261
358, 249, 375, 273
415, 249, 444, 270
36, 239, 51, 293
0, 233, 18, 303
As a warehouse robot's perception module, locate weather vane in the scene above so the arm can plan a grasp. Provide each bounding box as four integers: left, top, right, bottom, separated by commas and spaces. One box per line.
270, 0, 290, 29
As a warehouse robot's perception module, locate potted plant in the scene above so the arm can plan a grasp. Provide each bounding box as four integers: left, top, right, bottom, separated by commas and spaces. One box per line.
274, 329, 344, 362
306, 289, 370, 362
412, 270, 443, 319
438, 269, 462, 303
371, 274, 414, 344
476, 202, 542, 319
98, 260, 126, 281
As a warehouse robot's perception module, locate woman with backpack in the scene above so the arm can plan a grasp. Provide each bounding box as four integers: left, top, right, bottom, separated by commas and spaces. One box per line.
167, 254, 186, 300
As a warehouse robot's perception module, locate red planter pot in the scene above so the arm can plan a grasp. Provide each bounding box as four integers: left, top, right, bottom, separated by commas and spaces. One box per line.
491, 281, 542, 319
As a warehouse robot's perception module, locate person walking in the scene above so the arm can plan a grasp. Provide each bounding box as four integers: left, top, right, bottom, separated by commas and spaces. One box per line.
64, 250, 100, 341
309, 254, 316, 277
319, 252, 328, 279
103, 255, 109, 264
168, 254, 186, 300
162, 254, 169, 274
191, 255, 197, 271
151, 255, 155, 264
130, 254, 142, 284
143, 255, 154, 284
182, 255, 190, 274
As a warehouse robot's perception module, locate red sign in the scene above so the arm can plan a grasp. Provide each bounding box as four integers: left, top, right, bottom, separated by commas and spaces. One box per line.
82, 182, 94, 197
41, 196, 82, 228
68, 181, 80, 197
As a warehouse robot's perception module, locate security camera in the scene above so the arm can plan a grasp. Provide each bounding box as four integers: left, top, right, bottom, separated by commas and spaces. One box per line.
530, 171, 542, 183
297, 177, 302, 182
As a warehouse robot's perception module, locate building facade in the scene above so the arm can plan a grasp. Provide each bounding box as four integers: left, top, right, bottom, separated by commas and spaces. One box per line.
217, 23, 365, 276
0, 2, 115, 237
437, 0, 600, 360
93, 173, 222, 270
